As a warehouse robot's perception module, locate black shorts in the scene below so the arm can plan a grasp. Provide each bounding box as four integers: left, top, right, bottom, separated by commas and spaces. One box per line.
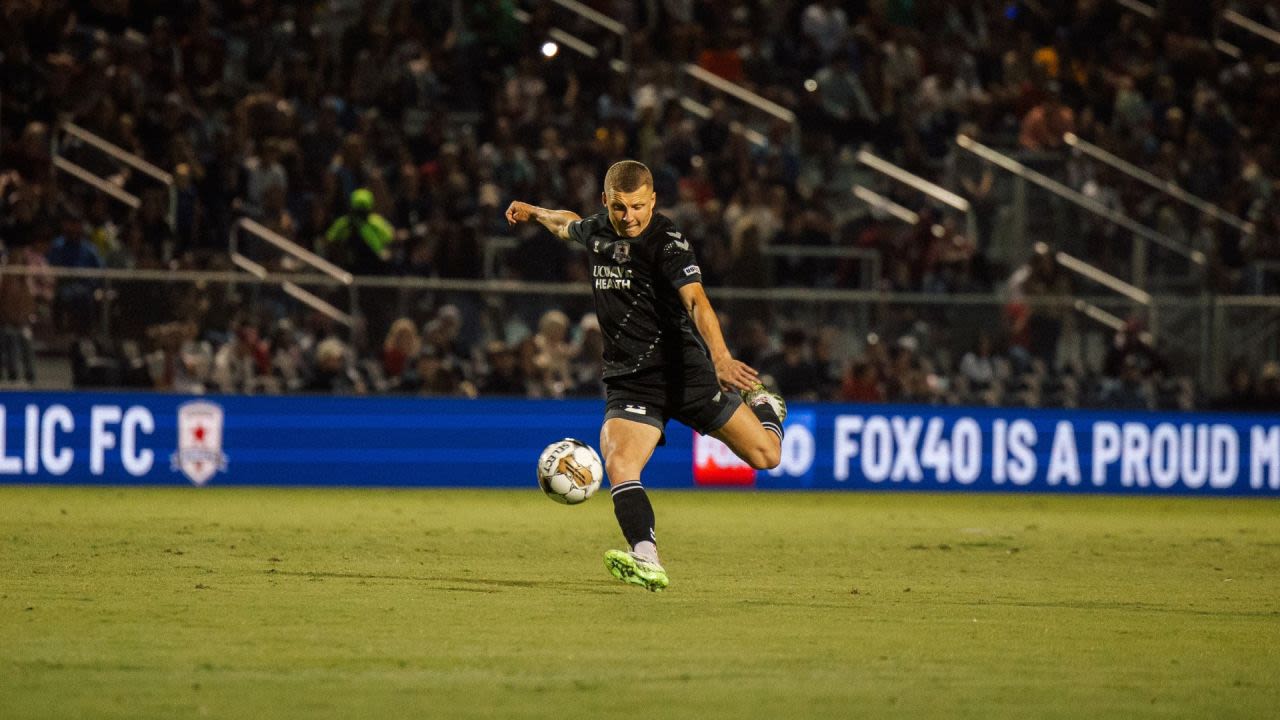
603, 364, 742, 444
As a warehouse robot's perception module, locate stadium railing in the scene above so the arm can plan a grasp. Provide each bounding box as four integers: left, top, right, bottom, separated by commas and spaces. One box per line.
1062, 132, 1255, 238
512, 0, 794, 148
855, 148, 978, 245
1115, 0, 1280, 67
1221, 9, 1280, 51
3, 264, 1274, 398
954, 133, 1206, 290
53, 122, 176, 231
229, 217, 357, 331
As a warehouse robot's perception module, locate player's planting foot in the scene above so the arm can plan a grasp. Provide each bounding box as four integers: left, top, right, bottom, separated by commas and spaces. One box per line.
741, 382, 787, 424
604, 549, 669, 592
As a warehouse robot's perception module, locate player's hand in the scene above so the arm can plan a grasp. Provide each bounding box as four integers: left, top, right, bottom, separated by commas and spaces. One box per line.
714, 356, 759, 393
505, 201, 534, 226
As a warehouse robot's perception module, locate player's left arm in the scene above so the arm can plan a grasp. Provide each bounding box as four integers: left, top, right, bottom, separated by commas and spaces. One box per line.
679, 282, 760, 392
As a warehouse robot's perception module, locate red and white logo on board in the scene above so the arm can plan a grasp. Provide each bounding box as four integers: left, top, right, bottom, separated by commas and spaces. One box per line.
171, 400, 228, 486
692, 432, 756, 486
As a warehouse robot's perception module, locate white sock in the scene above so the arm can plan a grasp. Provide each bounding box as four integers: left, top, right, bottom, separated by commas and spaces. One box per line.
632, 541, 660, 564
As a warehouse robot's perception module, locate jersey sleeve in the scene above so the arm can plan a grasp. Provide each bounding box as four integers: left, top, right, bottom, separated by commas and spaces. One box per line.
566, 214, 597, 248
658, 227, 702, 289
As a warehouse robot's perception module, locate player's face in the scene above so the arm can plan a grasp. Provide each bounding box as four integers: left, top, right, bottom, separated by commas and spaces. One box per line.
602, 186, 656, 238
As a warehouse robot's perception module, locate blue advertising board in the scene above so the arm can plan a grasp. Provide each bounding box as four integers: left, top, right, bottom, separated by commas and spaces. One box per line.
1, 392, 1278, 495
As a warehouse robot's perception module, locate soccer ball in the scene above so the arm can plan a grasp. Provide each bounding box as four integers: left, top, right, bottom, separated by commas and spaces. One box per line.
537, 438, 604, 504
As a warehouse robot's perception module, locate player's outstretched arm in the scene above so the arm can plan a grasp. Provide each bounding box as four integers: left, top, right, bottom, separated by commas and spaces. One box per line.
678, 282, 760, 392
505, 201, 581, 242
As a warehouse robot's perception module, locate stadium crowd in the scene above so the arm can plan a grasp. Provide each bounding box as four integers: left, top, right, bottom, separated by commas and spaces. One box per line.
1, 0, 1278, 411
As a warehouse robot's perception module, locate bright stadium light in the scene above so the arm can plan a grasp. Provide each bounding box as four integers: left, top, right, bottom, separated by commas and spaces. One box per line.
541, 41, 559, 58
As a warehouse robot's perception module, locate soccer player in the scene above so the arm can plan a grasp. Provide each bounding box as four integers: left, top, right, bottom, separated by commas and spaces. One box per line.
505, 160, 787, 592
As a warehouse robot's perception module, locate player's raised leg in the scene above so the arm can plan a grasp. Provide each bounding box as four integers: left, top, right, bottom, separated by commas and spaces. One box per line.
711, 384, 787, 470
599, 417, 669, 591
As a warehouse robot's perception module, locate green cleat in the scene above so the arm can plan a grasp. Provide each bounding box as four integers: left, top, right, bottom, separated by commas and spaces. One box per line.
604, 549, 669, 592
741, 382, 787, 424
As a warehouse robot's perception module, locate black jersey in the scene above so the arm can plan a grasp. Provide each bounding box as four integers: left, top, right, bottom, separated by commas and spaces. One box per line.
567, 212, 711, 379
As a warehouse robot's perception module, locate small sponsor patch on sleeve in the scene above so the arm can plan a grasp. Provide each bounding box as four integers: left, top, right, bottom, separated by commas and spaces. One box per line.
683, 265, 701, 276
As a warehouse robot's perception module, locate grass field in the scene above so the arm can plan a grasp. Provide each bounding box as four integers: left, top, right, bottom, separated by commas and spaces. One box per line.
2, 487, 1278, 719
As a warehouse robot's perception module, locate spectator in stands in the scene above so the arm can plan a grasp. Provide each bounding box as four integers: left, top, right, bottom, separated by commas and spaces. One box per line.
732, 318, 772, 369
1018, 82, 1075, 151
800, 0, 850, 63
304, 337, 366, 395
809, 326, 843, 399
570, 313, 605, 398
268, 320, 307, 394
324, 134, 382, 219
841, 360, 885, 403
145, 321, 208, 394
0, 244, 46, 384
476, 340, 526, 396
884, 336, 932, 403
2, 0, 1273, 408
811, 51, 878, 145
1011, 244, 1073, 369
84, 195, 121, 263
242, 138, 288, 220
323, 188, 394, 275
421, 305, 471, 378
760, 327, 826, 401
405, 345, 475, 398
1098, 354, 1152, 410
1257, 362, 1280, 409
1103, 320, 1166, 381
212, 324, 269, 394
522, 309, 576, 399
382, 318, 421, 384
959, 332, 1000, 392
46, 216, 103, 335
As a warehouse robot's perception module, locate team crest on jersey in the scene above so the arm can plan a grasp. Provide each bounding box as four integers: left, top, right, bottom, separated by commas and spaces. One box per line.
612, 241, 631, 264
171, 400, 228, 486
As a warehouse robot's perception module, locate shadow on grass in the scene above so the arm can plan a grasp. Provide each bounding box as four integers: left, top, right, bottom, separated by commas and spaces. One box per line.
268, 570, 618, 594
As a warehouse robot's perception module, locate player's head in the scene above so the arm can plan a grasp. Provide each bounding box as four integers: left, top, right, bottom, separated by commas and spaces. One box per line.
350, 188, 374, 215
602, 160, 655, 238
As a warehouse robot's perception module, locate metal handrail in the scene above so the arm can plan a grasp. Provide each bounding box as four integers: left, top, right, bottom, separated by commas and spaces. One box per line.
682, 64, 797, 125
232, 217, 354, 285
1053, 248, 1151, 305
61, 122, 173, 185
231, 252, 269, 279
852, 184, 927, 225
547, 27, 599, 58
1064, 133, 1254, 234
762, 245, 881, 290
678, 97, 768, 147
549, 0, 626, 36
515, 3, 792, 142
855, 149, 970, 213
1, 262, 1223, 306
1110, 2, 1263, 65
850, 184, 959, 257
955, 134, 1206, 266
230, 218, 356, 329
282, 281, 354, 327
1114, 0, 1156, 19
547, 0, 630, 68
511, 9, 776, 145
55, 122, 175, 230
53, 157, 141, 209
1223, 9, 1280, 47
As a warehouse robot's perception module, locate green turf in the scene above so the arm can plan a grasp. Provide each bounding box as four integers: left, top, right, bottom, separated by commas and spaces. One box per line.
2, 487, 1278, 719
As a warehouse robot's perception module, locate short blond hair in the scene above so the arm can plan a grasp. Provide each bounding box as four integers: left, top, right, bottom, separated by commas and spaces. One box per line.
603, 160, 652, 193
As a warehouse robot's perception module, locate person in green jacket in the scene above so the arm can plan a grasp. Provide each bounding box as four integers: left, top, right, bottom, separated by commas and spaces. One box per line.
323, 188, 394, 275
